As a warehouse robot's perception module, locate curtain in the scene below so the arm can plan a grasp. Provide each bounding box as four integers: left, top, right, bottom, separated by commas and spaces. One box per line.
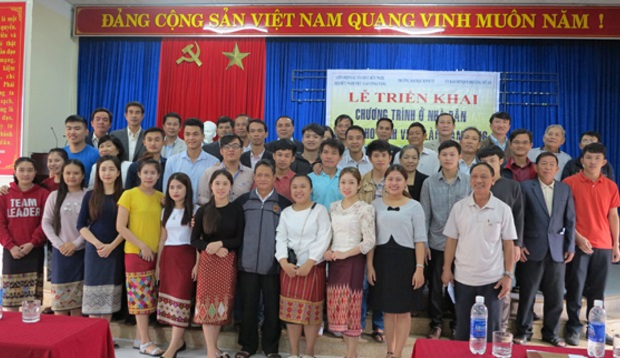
77, 38, 161, 131
156, 38, 265, 127
265, 38, 620, 171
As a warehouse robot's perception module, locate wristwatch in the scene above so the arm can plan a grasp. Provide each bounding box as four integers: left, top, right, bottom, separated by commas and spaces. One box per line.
503, 271, 514, 280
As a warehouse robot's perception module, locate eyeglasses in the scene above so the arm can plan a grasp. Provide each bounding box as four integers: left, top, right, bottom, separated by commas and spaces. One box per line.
222, 144, 241, 150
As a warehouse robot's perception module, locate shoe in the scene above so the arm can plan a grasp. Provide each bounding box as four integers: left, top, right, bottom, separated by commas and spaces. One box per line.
267, 354, 282, 358
371, 330, 386, 342
427, 326, 442, 339
513, 335, 528, 345
139, 342, 164, 356
565, 331, 580, 346
163, 342, 186, 358
542, 336, 567, 347
234, 351, 250, 358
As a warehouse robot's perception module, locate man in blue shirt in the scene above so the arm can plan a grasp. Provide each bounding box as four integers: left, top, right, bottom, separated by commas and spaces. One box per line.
163, 118, 219, 203
309, 138, 344, 208
63, 114, 100, 180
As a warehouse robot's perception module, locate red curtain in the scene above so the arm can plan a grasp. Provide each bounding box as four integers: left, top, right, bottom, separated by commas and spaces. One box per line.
156, 38, 266, 128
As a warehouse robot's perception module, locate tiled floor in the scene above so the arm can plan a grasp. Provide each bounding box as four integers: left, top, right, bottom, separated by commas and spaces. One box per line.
114, 339, 341, 358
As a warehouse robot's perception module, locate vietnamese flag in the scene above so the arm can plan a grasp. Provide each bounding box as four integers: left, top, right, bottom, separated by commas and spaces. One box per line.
156, 38, 266, 126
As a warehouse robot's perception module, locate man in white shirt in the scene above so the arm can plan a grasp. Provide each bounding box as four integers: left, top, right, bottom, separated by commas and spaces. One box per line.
527, 124, 572, 181
338, 125, 372, 176
425, 113, 456, 152
240, 119, 273, 169
110, 101, 146, 162
234, 114, 252, 152
161, 112, 186, 159
395, 122, 440, 176
86, 107, 112, 148
442, 162, 517, 342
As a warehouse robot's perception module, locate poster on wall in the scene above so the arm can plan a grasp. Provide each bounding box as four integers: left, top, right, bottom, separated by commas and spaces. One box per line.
0, 2, 25, 175
325, 69, 500, 147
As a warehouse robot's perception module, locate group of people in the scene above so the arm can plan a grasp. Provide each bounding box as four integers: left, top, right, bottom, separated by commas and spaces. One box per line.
0, 102, 617, 358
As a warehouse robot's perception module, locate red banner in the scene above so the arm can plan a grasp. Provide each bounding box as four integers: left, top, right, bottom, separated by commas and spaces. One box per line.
74, 5, 620, 38
0, 2, 25, 175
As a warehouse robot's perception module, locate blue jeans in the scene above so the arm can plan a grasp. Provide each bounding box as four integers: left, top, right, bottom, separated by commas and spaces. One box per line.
361, 268, 384, 331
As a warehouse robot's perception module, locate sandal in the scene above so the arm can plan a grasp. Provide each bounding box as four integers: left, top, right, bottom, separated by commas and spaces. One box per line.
133, 339, 141, 349
371, 330, 385, 343
140, 342, 164, 356
543, 336, 567, 347
234, 351, 250, 358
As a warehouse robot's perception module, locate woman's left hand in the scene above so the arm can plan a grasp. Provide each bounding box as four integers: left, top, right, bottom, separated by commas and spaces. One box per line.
412, 268, 425, 290
215, 247, 229, 258
296, 261, 313, 277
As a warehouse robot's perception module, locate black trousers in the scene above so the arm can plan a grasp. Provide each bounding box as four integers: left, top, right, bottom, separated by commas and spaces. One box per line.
454, 281, 502, 342
515, 254, 565, 339
565, 248, 611, 334
238, 271, 281, 355
427, 248, 455, 329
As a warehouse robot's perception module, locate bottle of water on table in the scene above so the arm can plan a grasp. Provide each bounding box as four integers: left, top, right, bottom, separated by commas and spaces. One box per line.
470, 295, 487, 355
588, 299, 606, 358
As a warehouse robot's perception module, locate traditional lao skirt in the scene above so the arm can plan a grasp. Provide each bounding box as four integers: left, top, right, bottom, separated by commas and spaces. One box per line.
279, 262, 326, 325
50, 247, 84, 311
2, 246, 44, 308
327, 254, 365, 336
194, 250, 236, 325
125, 253, 157, 315
82, 242, 124, 315
157, 245, 196, 327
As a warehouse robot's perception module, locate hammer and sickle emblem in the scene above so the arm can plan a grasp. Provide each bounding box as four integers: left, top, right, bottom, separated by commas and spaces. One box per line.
176, 42, 202, 67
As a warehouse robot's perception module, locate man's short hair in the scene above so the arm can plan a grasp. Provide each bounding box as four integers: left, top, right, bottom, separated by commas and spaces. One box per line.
235, 114, 250, 120
366, 140, 391, 157
273, 139, 297, 155
477, 145, 505, 161
438, 140, 462, 155
162, 112, 182, 125
255, 159, 276, 174
345, 125, 366, 139
65, 114, 88, 127
470, 162, 495, 177
220, 134, 242, 147
408, 122, 427, 134
535, 151, 559, 165
509, 128, 533, 143
582, 142, 607, 159
544, 124, 566, 137
91, 108, 113, 123
489, 111, 511, 124
302, 123, 325, 137
334, 114, 353, 127
247, 119, 267, 132
580, 130, 602, 143
319, 138, 345, 156
376, 117, 394, 129
276, 115, 293, 126
125, 101, 144, 114
436, 112, 455, 125
184, 118, 204, 132
216, 116, 234, 127
461, 127, 481, 140
144, 127, 165, 138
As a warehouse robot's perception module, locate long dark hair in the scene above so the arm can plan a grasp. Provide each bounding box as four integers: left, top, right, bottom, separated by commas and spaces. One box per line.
162, 172, 193, 227
52, 160, 85, 236
89, 155, 123, 221
13, 157, 42, 186
202, 169, 234, 235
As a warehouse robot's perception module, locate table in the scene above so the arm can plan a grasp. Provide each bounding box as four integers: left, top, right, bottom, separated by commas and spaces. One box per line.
412, 338, 614, 357
0, 312, 115, 358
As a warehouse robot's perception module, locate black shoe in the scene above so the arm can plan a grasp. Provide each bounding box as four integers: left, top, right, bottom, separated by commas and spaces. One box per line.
565, 331, 580, 346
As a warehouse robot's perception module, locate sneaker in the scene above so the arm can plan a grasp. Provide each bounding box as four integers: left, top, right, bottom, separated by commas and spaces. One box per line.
565, 331, 580, 346
427, 326, 442, 339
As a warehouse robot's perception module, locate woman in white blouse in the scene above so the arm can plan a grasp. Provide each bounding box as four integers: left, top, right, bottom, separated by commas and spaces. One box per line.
275, 174, 331, 358
325, 167, 375, 358
368, 164, 427, 358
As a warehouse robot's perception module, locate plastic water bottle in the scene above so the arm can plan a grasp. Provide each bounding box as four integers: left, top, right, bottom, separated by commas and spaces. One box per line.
469, 295, 487, 355
588, 300, 606, 358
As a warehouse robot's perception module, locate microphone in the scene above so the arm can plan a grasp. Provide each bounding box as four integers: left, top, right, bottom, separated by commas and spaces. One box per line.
50, 127, 59, 148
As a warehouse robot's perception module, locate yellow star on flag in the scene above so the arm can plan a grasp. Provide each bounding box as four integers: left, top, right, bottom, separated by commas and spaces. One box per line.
222, 43, 250, 70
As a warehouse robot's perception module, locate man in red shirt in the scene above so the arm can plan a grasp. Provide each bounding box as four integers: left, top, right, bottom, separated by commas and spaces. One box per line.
562, 143, 620, 346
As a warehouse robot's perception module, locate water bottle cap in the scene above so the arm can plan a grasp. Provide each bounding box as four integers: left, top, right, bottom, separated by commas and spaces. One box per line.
475, 296, 484, 303
594, 300, 603, 307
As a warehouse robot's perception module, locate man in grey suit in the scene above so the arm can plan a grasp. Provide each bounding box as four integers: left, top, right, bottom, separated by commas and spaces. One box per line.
110, 101, 147, 162
514, 151, 576, 347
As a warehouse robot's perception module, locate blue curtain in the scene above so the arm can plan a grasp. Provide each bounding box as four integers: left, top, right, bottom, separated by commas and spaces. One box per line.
265, 38, 620, 173
77, 38, 161, 132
